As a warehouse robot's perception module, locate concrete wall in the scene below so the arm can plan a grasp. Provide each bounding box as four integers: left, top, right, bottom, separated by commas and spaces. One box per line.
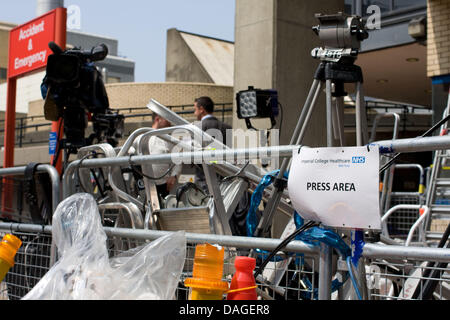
233, 0, 344, 147
0, 145, 49, 167
27, 81, 233, 118
275, 0, 344, 147
0, 70, 46, 115
233, 0, 343, 237
233, 0, 276, 143
0, 111, 27, 121
165, 28, 214, 84
105, 81, 232, 109
0, 24, 12, 67
0, 22, 15, 84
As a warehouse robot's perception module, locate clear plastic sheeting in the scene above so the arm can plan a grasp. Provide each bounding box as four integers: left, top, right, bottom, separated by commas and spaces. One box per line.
22, 193, 186, 300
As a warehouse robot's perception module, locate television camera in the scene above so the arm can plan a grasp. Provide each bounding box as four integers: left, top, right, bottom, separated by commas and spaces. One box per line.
41, 41, 124, 158
311, 12, 368, 63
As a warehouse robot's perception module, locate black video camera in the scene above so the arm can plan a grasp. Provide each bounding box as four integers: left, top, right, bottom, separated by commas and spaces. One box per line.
41, 41, 124, 154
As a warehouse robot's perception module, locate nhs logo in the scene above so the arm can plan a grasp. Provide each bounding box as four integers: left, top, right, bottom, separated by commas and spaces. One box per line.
352, 156, 365, 164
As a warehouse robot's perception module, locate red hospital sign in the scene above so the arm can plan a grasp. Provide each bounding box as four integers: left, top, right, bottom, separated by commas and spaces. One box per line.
8, 11, 56, 78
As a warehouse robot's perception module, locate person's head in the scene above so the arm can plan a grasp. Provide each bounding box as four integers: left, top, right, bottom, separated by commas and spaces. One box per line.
194, 96, 214, 120
152, 113, 171, 129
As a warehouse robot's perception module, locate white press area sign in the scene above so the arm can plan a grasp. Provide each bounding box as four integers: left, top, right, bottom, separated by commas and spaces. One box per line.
288, 146, 381, 230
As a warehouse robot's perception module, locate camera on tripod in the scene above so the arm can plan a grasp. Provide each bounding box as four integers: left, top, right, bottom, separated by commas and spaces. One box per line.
41, 41, 124, 155
311, 12, 368, 63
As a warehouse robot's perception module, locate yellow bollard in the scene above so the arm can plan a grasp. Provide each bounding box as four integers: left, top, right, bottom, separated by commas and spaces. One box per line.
184, 243, 229, 300
0, 234, 22, 283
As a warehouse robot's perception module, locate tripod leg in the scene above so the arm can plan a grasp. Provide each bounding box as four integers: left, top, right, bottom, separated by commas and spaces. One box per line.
321, 81, 336, 299
297, 81, 323, 144
333, 96, 346, 146
289, 79, 322, 146
318, 242, 333, 300
355, 82, 369, 146
326, 79, 333, 147
353, 82, 370, 299
253, 79, 321, 237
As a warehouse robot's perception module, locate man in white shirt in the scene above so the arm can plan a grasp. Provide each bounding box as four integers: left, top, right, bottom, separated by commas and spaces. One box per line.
149, 113, 181, 199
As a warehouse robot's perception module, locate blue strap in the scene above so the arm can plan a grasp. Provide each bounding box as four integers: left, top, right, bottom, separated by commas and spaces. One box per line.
246, 170, 288, 237
246, 170, 294, 262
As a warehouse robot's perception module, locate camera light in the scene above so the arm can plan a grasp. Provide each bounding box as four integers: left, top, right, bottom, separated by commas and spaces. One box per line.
236, 86, 278, 119
238, 91, 258, 118
236, 86, 279, 130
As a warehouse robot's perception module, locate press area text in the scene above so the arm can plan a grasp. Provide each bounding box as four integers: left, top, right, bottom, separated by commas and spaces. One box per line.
307, 182, 356, 192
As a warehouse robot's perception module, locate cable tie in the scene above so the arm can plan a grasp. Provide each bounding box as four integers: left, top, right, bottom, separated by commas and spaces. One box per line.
226, 286, 257, 294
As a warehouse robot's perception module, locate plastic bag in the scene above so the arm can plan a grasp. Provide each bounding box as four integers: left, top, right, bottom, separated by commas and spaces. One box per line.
23, 193, 186, 300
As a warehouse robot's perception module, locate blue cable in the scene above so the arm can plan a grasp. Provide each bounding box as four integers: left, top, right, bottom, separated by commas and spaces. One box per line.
246, 169, 287, 237
346, 255, 363, 300
293, 212, 351, 258
246, 169, 293, 263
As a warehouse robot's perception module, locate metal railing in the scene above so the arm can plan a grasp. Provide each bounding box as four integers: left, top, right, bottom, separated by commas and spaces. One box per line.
0, 222, 449, 300
0, 99, 431, 149
0, 103, 233, 148
0, 164, 61, 219
1, 103, 449, 300
0, 164, 61, 284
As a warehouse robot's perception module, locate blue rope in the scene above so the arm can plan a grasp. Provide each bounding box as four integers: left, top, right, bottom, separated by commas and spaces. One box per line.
246, 170, 288, 237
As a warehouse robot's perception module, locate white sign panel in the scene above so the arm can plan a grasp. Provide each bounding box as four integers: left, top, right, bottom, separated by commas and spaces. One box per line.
288, 146, 381, 230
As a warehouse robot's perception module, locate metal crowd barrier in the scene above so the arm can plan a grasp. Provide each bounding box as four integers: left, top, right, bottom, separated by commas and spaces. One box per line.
0, 164, 61, 273
0, 222, 449, 300
57, 134, 450, 300
2, 123, 450, 300
0, 164, 61, 216
382, 164, 426, 241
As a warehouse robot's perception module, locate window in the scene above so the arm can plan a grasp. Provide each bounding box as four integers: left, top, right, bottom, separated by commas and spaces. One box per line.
106, 76, 120, 84
350, 0, 426, 16
345, 0, 354, 14
0, 68, 7, 80
393, 0, 426, 10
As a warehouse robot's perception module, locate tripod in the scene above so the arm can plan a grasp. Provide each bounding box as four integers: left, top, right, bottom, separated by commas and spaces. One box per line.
253, 55, 369, 238
252, 50, 370, 300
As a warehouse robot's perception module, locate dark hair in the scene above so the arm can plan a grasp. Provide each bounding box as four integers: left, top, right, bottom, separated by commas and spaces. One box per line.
195, 96, 214, 113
